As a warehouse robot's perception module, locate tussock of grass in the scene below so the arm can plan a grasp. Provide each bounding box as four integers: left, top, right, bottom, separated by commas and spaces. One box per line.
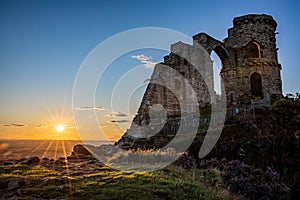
0, 163, 232, 199
71, 166, 227, 200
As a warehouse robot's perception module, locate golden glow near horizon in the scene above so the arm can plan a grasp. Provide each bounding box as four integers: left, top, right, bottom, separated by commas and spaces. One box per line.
0, 105, 83, 140
56, 124, 64, 133
0, 103, 132, 141
38, 106, 81, 140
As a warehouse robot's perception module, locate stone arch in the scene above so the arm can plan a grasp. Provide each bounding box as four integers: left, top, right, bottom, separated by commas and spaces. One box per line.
193, 33, 231, 71
193, 33, 234, 104
250, 72, 263, 98
212, 45, 230, 71
246, 41, 261, 58
213, 45, 230, 62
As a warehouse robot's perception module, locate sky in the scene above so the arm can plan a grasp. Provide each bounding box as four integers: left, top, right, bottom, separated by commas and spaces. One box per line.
0, 0, 299, 141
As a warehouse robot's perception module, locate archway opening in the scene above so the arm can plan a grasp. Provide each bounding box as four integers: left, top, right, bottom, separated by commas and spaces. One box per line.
250, 72, 263, 98
211, 51, 222, 96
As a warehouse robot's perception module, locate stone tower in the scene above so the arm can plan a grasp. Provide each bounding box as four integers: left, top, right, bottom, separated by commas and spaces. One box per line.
194, 14, 282, 107
118, 14, 283, 149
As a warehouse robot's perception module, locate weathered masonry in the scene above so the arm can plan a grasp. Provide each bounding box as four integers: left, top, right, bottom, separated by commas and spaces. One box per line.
118, 14, 283, 149
195, 14, 282, 107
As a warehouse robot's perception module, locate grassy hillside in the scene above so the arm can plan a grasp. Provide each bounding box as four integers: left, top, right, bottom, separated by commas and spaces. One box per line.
0, 158, 233, 200
1, 97, 298, 199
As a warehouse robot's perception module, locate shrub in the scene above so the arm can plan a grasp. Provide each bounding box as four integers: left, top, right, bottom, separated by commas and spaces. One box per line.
197, 159, 290, 199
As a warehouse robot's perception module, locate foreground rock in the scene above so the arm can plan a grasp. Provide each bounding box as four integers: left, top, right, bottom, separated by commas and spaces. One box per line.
68, 143, 121, 162
7, 179, 26, 191
0, 155, 113, 199
68, 144, 95, 159
21, 156, 40, 165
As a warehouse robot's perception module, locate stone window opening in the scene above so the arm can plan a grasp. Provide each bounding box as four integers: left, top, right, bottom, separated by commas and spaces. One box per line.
246, 41, 261, 58
250, 72, 263, 98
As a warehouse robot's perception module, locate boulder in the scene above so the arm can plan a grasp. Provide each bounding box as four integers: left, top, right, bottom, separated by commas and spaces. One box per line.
73, 144, 91, 155
7, 179, 25, 191
17, 188, 36, 196
70, 144, 93, 159
3, 160, 14, 165
21, 156, 40, 165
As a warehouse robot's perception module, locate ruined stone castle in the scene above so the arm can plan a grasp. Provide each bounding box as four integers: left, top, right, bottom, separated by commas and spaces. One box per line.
118, 14, 283, 149
195, 14, 282, 106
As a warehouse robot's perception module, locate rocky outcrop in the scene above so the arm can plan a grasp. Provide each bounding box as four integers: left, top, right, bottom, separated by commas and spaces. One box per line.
68, 144, 94, 159
185, 98, 300, 198
21, 156, 40, 165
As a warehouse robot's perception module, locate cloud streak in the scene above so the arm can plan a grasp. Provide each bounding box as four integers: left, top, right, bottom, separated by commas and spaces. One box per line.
2, 123, 27, 127
107, 112, 130, 117
132, 54, 157, 69
74, 106, 107, 111
36, 125, 48, 128
109, 120, 131, 123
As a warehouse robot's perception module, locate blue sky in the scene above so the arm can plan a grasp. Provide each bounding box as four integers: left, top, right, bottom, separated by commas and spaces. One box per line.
0, 0, 299, 139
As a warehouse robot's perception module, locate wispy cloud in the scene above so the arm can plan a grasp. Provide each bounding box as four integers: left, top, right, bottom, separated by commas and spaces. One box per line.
107, 112, 130, 117
132, 54, 157, 69
2, 123, 27, 127
109, 120, 131, 123
74, 106, 107, 111
36, 125, 48, 128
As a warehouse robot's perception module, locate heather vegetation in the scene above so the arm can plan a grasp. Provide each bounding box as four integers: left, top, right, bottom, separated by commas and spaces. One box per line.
183, 95, 300, 199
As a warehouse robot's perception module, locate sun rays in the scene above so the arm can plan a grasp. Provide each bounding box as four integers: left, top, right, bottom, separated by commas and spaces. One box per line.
43, 108, 75, 140
16, 140, 81, 162
61, 140, 70, 174
31, 103, 81, 140
40, 140, 55, 160
31, 140, 48, 155
13, 100, 81, 160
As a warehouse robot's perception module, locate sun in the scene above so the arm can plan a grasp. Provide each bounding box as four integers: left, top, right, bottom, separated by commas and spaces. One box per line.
56, 124, 64, 133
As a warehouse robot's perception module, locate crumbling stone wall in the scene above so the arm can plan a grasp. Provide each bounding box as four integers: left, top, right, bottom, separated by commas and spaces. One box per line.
118, 14, 283, 149
118, 41, 213, 149
195, 14, 282, 106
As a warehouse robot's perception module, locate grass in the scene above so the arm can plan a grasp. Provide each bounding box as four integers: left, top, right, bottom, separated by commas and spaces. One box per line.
0, 163, 232, 199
